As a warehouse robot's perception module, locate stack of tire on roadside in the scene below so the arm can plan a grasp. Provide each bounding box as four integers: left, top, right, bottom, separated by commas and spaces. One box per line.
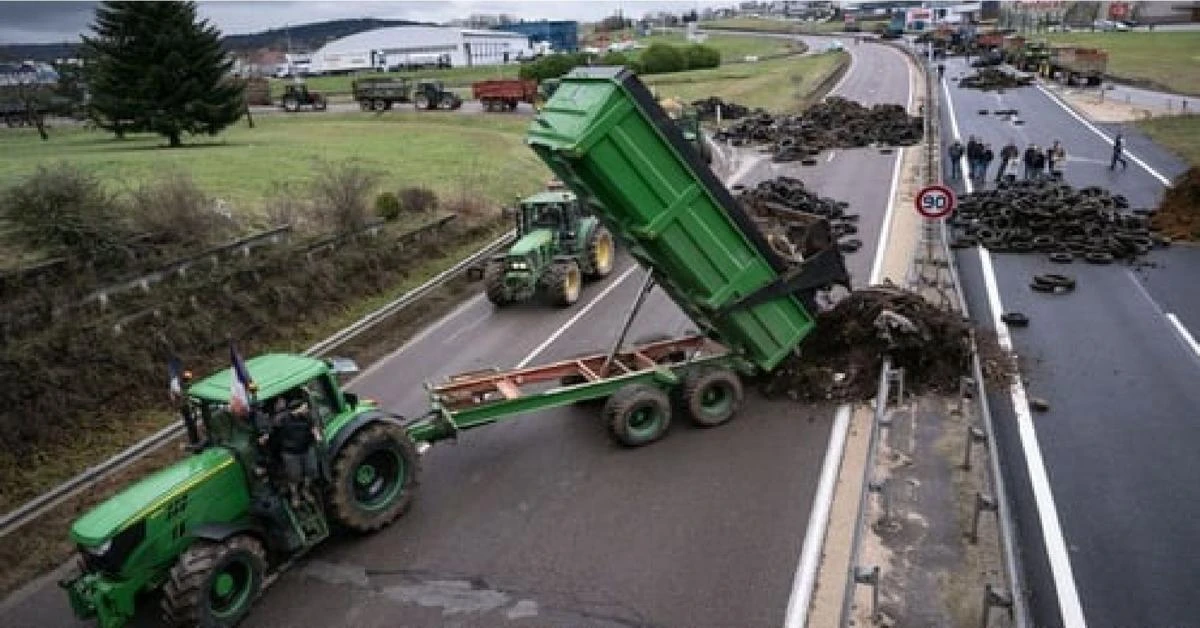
948, 180, 1165, 265
959, 67, 1035, 91
713, 97, 923, 162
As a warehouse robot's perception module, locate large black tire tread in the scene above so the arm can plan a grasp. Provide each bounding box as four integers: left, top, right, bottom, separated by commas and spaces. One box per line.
678, 367, 743, 428
414, 94, 430, 110
584, 226, 616, 279
328, 423, 420, 533
604, 384, 672, 447
483, 261, 512, 306
543, 260, 582, 307
162, 535, 266, 628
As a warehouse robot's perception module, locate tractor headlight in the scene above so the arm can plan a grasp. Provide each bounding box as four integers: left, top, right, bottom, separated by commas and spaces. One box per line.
83, 540, 111, 556
509, 261, 528, 270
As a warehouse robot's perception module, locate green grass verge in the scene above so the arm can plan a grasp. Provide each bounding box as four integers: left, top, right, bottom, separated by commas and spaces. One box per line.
643, 51, 850, 113
1042, 32, 1200, 96
1136, 114, 1200, 168
702, 17, 846, 34
637, 32, 796, 61
0, 113, 550, 228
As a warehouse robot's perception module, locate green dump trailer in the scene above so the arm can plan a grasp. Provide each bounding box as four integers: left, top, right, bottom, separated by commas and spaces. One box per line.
61, 66, 849, 628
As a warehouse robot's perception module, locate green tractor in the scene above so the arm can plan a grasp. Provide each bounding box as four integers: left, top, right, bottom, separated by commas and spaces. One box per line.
413, 79, 462, 110
481, 184, 616, 307
60, 355, 421, 628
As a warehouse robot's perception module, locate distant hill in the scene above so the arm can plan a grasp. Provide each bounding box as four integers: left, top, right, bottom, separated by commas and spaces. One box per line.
0, 17, 437, 62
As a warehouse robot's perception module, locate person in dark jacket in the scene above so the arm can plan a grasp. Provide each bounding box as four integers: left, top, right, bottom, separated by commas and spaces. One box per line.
996, 141, 1019, 183
1031, 147, 1047, 180
260, 396, 322, 507
948, 140, 965, 180
1110, 134, 1128, 170
1023, 144, 1039, 180
980, 144, 995, 183
966, 136, 982, 179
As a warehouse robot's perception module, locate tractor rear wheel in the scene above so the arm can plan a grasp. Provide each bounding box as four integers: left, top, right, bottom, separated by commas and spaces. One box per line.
328, 423, 420, 533
543, 260, 582, 306
678, 367, 743, 428
604, 384, 672, 447
584, 226, 615, 279
483, 260, 512, 306
162, 535, 266, 628
414, 94, 430, 110
313, 97, 327, 111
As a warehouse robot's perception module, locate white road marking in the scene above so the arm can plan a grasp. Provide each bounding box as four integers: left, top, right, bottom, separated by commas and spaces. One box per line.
1166, 314, 1200, 359
783, 404, 852, 628
945, 72, 1087, 628
516, 264, 640, 368
827, 151, 836, 162
1034, 84, 1172, 186
868, 147, 906, 285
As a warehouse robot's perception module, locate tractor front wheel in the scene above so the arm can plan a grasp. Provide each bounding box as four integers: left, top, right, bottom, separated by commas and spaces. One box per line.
584, 226, 615, 279
162, 535, 265, 628
484, 260, 512, 306
543, 260, 582, 306
282, 97, 299, 112
328, 423, 420, 533
605, 384, 672, 447
414, 94, 430, 110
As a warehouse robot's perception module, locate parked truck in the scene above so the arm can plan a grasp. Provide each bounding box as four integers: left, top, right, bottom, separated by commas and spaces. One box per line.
61, 65, 849, 628
472, 78, 540, 112
1049, 45, 1108, 86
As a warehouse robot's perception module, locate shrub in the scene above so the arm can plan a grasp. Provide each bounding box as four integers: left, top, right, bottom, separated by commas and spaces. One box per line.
375, 191, 401, 221
127, 172, 233, 253
0, 164, 132, 265
309, 161, 379, 234
518, 52, 591, 82
639, 43, 687, 74
398, 186, 438, 214
599, 51, 629, 66
683, 44, 721, 70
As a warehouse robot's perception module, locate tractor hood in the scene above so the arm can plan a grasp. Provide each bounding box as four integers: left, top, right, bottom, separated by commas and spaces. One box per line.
508, 229, 554, 257
70, 447, 236, 546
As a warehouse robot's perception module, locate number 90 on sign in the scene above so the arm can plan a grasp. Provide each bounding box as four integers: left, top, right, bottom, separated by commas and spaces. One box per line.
914, 185, 956, 219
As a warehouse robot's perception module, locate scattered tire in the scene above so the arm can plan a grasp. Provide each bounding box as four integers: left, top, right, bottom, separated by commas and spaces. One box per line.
839, 238, 863, 253
1041, 273, 1076, 290
162, 535, 266, 628
1001, 312, 1029, 327
800, 158, 818, 166
677, 367, 744, 428
604, 384, 672, 447
328, 423, 420, 533
1085, 251, 1114, 265
1029, 397, 1050, 412
1030, 280, 1055, 293
1049, 251, 1073, 264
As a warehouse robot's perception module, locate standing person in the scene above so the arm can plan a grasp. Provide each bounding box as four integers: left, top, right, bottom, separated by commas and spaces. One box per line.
1110, 134, 1128, 170
981, 143, 995, 183
966, 135, 982, 180
996, 141, 1019, 183
1031, 146, 1047, 180
948, 140, 965, 180
937, 62, 945, 81
1048, 140, 1066, 179
1003, 154, 1021, 183
1023, 144, 1038, 180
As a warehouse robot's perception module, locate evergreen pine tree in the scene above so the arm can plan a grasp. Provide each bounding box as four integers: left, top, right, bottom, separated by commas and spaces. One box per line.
81, 1, 244, 147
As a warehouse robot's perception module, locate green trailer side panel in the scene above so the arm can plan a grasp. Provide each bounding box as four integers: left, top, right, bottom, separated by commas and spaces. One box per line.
525, 66, 815, 372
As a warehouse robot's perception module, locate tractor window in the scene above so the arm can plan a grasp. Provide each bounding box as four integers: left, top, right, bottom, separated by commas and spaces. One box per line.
533, 205, 560, 229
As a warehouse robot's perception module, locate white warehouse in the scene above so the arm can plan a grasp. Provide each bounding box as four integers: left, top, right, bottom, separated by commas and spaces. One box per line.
309, 26, 533, 74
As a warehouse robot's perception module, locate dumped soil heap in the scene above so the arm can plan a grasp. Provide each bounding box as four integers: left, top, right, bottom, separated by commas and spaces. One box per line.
734, 176, 864, 255
949, 180, 1164, 263
959, 67, 1034, 91
690, 96, 753, 121
714, 96, 922, 161
758, 287, 981, 402
1149, 167, 1200, 241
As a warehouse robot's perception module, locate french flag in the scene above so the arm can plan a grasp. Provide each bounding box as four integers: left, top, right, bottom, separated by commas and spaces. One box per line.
229, 341, 254, 417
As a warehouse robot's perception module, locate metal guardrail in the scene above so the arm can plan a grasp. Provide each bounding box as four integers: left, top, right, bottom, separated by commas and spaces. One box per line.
0, 228, 516, 540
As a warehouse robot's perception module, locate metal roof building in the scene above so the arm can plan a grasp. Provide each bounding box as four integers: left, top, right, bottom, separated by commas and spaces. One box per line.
310, 26, 533, 74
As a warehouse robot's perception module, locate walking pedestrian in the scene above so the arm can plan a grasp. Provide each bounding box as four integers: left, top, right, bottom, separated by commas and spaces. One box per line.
937, 63, 945, 81
996, 141, 1019, 183
1110, 134, 1128, 170
948, 140, 965, 180
1023, 144, 1038, 180
981, 143, 995, 183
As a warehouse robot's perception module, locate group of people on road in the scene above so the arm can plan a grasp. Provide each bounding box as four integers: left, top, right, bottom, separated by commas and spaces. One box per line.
947, 136, 1068, 186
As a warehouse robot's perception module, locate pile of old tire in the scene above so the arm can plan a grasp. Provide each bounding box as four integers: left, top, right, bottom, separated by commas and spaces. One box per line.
691, 97, 753, 121
949, 180, 1163, 263
713, 96, 922, 160
959, 67, 1034, 91
732, 176, 863, 256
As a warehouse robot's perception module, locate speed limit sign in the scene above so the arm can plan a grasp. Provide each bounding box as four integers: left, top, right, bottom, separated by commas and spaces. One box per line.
914, 184, 956, 219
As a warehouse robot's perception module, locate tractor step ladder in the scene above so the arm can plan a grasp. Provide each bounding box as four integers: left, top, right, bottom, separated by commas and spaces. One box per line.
285, 494, 329, 548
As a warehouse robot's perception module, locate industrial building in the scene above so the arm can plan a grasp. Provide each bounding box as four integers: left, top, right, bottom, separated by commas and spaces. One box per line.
309, 26, 532, 74
496, 20, 579, 53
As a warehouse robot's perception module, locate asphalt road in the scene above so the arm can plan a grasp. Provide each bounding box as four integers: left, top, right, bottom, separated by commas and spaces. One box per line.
2, 40, 914, 628
940, 54, 1200, 627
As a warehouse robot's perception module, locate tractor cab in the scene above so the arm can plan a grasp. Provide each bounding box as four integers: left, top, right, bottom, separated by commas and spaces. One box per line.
516, 188, 582, 245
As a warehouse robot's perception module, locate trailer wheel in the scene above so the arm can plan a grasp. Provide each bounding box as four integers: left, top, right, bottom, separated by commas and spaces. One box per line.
584, 226, 615, 279
605, 384, 672, 447
328, 423, 420, 533
372, 99, 386, 112
679, 367, 743, 428
543, 260, 582, 306
313, 98, 327, 111
162, 535, 265, 628
359, 100, 372, 111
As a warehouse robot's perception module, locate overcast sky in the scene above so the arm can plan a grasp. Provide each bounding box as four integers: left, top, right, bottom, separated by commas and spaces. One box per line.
0, 1, 733, 44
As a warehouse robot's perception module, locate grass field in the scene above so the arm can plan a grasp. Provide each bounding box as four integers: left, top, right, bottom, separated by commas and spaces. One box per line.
644, 50, 849, 113
0, 113, 550, 228
1043, 32, 1200, 95
1136, 114, 1200, 168
702, 17, 846, 34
